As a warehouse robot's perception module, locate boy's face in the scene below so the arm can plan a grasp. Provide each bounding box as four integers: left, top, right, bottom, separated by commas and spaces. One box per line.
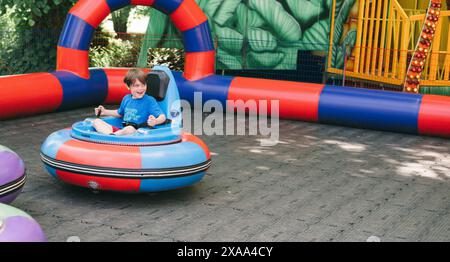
129, 79, 147, 99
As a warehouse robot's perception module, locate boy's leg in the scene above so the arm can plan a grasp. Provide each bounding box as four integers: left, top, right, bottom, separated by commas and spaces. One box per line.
93, 119, 114, 134
113, 126, 136, 136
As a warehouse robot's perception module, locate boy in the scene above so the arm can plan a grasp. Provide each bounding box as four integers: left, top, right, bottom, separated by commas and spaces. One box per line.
93, 68, 166, 135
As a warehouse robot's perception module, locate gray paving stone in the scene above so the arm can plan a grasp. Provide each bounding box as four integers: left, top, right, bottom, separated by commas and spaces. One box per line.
0, 106, 449, 242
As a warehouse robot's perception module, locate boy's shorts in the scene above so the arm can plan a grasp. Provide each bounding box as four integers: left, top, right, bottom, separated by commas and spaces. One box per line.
112, 126, 121, 132
111, 122, 140, 133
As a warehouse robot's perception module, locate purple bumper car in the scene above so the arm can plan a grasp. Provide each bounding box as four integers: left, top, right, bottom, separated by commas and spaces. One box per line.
0, 145, 26, 204
0, 203, 46, 242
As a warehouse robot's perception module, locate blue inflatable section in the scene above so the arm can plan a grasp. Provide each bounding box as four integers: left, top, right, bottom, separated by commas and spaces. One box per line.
152, 66, 182, 124
52, 69, 108, 111
153, 0, 184, 14
140, 142, 207, 169
58, 14, 95, 51
139, 172, 205, 192
40, 129, 73, 178
106, 0, 131, 12
71, 117, 182, 145
182, 22, 214, 52
173, 71, 233, 107
318, 86, 423, 134
40, 129, 73, 159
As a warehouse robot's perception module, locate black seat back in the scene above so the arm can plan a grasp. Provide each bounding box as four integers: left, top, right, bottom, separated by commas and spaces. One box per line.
146, 70, 170, 101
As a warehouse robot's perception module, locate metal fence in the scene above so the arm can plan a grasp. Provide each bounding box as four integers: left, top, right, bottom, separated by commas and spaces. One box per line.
1, 30, 330, 84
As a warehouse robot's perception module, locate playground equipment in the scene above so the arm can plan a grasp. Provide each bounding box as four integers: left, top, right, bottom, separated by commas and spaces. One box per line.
0, 145, 26, 204
327, 0, 450, 94
40, 67, 211, 192
0, 0, 449, 139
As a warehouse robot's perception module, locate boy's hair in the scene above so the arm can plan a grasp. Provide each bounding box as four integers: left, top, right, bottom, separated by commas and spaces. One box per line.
123, 69, 147, 87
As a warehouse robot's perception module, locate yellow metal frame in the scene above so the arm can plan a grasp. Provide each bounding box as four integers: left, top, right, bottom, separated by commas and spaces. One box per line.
327, 0, 450, 88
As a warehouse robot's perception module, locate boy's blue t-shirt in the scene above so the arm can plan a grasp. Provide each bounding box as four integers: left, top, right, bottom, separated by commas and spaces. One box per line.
118, 94, 164, 124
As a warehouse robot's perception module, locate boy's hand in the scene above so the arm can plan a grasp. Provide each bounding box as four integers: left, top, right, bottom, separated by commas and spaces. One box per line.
147, 115, 157, 127
95, 105, 105, 117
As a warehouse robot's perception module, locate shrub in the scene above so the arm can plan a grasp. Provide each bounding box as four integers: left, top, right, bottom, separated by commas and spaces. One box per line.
89, 36, 135, 67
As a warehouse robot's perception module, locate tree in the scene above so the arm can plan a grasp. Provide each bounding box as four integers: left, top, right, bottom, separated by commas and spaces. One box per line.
111, 6, 132, 38
0, 0, 77, 74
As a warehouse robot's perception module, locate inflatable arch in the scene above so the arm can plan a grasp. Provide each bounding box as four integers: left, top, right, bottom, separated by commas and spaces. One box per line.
58, 0, 214, 80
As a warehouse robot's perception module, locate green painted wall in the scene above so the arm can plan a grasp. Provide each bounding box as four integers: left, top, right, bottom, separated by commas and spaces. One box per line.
138, 0, 357, 70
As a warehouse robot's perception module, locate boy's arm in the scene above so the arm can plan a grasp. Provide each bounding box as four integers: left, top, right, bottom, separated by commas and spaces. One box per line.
97, 107, 122, 118
147, 98, 166, 126
155, 113, 166, 125
105, 109, 122, 118
147, 113, 166, 127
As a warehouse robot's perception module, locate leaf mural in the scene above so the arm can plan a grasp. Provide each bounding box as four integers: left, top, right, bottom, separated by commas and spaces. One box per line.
203, 0, 222, 17
137, 8, 168, 67
286, 0, 326, 29
274, 47, 298, 69
217, 47, 242, 69
236, 3, 265, 35
331, 0, 356, 67
248, 0, 302, 42
163, 23, 183, 49
333, 0, 355, 45
212, 0, 241, 26
247, 28, 277, 52
139, 0, 335, 71
334, 28, 357, 69
194, 0, 208, 10
145, 9, 168, 44
215, 26, 243, 54
296, 19, 330, 51
247, 50, 285, 68
331, 0, 343, 13
195, 0, 216, 35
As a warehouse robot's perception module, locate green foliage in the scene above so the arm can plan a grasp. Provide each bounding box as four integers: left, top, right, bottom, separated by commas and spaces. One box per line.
0, 0, 77, 75
0, 11, 17, 74
146, 48, 184, 71
90, 28, 143, 68
0, 0, 77, 28
90, 38, 133, 68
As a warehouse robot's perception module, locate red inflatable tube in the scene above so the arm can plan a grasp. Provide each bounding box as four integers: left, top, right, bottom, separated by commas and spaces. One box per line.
184, 51, 216, 81
69, 0, 111, 28
131, 0, 155, 6
0, 73, 63, 119
228, 77, 324, 121
170, 0, 208, 31
418, 94, 450, 138
56, 46, 90, 79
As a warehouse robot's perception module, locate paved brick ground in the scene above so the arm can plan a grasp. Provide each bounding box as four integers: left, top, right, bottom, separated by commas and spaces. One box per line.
0, 107, 449, 242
